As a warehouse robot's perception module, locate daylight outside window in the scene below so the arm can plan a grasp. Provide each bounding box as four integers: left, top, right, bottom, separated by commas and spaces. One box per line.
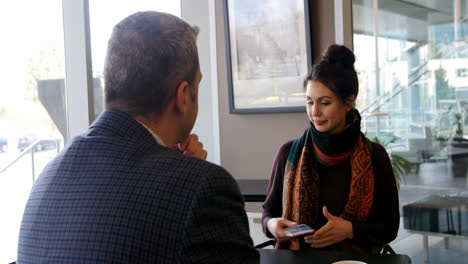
0, 1, 181, 262
353, 0, 468, 260
0, 1, 66, 262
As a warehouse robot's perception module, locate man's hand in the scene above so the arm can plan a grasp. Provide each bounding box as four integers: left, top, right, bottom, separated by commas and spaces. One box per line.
174, 134, 208, 160
304, 206, 353, 248
267, 218, 297, 242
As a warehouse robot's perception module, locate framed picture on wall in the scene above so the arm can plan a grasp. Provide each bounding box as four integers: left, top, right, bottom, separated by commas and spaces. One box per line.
223, 0, 312, 114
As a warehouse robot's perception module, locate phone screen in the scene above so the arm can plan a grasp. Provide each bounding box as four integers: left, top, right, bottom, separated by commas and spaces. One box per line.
285, 224, 315, 237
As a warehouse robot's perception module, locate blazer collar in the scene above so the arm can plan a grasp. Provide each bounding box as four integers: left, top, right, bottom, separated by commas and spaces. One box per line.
89, 110, 160, 146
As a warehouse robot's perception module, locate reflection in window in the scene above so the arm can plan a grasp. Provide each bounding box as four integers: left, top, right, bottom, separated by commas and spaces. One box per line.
456, 68, 468, 77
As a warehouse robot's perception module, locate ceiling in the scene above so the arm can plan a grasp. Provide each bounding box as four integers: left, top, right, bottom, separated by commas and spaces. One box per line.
353, 0, 464, 42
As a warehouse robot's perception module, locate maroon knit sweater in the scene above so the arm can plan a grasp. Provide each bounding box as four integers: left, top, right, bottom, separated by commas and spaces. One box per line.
262, 140, 400, 250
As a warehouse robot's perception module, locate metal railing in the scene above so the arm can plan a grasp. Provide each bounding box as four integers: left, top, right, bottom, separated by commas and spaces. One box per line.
0, 139, 61, 183
361, 39, 468, 114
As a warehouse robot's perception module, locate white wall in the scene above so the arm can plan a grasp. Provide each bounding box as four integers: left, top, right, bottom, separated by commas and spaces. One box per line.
181, 0, 221, 165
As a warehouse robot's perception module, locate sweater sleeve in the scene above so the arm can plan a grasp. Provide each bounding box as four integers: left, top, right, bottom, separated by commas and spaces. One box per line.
262, 140, 294, 238
351, 142, 400, 246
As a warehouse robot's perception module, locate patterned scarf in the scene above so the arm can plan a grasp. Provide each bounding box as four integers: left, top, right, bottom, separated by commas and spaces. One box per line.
277, 110, 374, 251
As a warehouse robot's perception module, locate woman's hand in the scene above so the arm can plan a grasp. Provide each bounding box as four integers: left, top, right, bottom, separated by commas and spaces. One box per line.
304, 206, 353, 248
267, 217, 296, 242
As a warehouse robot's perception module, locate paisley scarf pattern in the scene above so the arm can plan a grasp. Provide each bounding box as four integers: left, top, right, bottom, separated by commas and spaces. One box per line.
277, 112, 374, 251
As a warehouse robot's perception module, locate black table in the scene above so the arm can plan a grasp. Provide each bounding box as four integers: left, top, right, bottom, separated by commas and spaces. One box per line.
403, 194, 468, 262
237, 179, 269, 202
403, 195, 468, 236
258, 248, 411, 264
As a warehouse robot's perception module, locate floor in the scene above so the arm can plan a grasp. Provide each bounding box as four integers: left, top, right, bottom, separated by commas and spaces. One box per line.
245, 162, 468, 264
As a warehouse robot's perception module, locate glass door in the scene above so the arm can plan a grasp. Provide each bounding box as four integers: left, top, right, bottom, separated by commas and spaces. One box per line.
353, 0, 468, 260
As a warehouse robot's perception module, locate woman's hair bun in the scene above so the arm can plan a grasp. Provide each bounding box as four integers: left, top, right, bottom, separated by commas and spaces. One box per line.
321, 44, 355, 68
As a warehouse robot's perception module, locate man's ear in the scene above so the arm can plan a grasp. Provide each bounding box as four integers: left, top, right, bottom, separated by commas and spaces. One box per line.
175, 81, 190, 114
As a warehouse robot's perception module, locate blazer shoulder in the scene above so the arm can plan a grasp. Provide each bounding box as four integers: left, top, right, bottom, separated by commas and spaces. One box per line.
187, 157, 235, 183
187, 156, 241, 192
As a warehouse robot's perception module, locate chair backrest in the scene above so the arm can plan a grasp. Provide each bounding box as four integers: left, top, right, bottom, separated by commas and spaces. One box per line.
381, 244, 396, 254
255, 239, 276, 248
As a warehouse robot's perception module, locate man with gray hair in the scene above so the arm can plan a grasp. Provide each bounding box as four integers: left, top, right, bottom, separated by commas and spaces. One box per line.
18, 11, 259, 263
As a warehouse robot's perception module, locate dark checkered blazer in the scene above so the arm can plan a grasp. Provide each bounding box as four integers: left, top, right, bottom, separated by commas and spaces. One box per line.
17, 110, 259, 263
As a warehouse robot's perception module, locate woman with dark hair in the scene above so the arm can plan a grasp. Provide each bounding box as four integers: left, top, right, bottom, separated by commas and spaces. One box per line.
262, 44, 399, 253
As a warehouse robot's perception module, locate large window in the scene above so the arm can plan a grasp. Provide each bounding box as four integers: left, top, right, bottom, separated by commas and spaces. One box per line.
0, 1, 181, 262
353, 0, 468, 260
354, 0, 468, 154
0, 1, 66, 262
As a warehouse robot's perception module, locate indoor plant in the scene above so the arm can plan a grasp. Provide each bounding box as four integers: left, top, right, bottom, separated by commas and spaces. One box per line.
371, 135, 413, 189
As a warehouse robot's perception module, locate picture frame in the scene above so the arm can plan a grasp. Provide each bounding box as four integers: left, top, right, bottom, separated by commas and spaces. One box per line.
223, 0, 312, 114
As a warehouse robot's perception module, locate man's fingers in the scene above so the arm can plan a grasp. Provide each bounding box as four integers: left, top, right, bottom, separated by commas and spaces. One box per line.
184, 142, 203, 154
179, 134, 207, 160
201, 150, 207, 160
178, 134, 194, 151
178, 134, 197, 151
178, 134, 200, 151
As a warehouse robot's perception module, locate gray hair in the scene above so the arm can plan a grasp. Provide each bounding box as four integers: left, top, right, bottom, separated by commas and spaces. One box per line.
104, 11, 199, 116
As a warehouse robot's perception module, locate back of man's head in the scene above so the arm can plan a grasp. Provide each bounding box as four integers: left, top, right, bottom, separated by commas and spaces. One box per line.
104, 11, 199, 116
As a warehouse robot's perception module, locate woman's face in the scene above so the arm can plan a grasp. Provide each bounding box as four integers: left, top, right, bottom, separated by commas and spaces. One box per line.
306, 80, 354, 135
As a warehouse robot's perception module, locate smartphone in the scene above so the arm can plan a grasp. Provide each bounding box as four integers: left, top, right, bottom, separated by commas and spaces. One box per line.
285, 224, 315, 237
